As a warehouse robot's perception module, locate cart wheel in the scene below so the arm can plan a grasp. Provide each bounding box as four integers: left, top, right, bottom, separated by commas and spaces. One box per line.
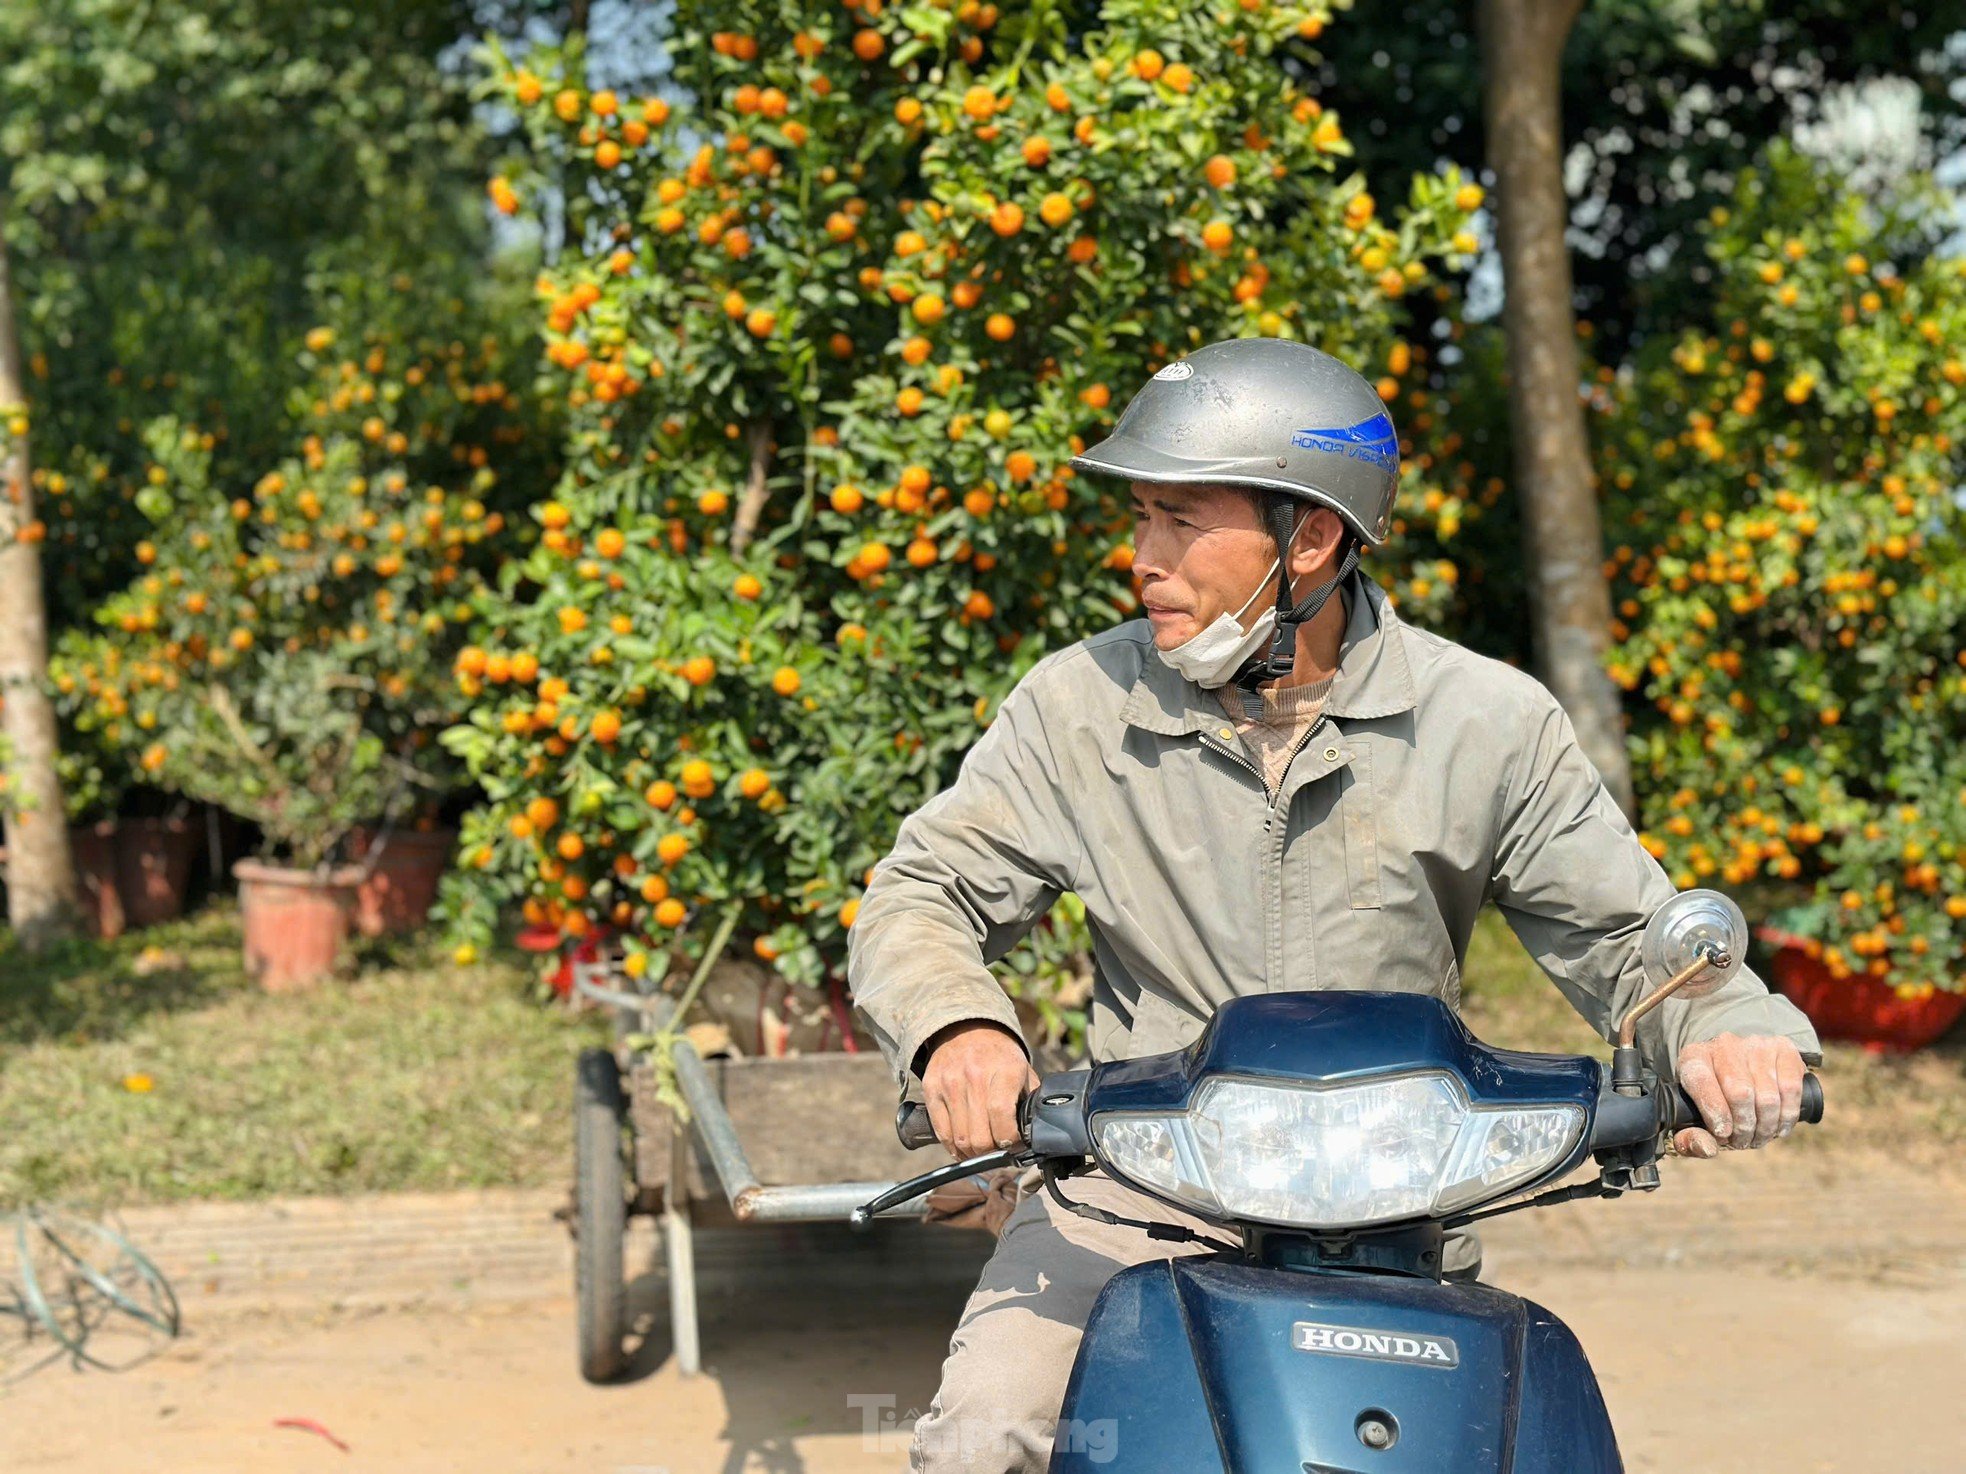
574, 1047, 629, 1384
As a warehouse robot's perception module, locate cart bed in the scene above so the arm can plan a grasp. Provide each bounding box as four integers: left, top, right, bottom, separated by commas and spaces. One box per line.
631, 1051, 926, 1211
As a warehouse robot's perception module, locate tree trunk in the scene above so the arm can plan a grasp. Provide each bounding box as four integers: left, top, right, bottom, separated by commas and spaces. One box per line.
568, 0, 590, 83
0, 221, 81, 945
1477, 0, 1636, 816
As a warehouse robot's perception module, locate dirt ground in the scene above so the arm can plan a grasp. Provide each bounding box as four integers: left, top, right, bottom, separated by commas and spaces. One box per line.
4, 1236, 1961, 1474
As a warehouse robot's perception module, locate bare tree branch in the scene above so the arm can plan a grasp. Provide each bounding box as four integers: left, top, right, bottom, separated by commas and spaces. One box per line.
729, 418, 775, 557
205, 685, 283, 786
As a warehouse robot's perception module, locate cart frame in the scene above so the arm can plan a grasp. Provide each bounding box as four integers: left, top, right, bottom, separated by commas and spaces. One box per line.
570, 961, 929, 1380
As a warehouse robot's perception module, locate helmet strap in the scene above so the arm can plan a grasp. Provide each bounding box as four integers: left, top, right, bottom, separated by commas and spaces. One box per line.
1233, 499, 1359, 690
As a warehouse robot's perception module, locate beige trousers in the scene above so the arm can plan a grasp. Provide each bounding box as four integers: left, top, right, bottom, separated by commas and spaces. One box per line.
910, 1169, 1482, 1472
909, 1169, 1224, 1472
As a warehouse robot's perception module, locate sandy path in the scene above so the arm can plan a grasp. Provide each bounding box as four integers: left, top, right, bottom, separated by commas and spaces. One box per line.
4, 1245, 1961, 1473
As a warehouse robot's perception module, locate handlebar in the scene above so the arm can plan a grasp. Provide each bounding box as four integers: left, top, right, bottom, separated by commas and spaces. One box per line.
867, 1069, 1826, 1231
904, 1073, 1824, 1155
895, 1090, 1040, 1152
1663, 1071, 1824, 1134
896, 1100, 939, 1151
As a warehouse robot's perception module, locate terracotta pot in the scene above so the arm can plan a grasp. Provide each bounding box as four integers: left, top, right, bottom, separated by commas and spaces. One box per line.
1757, 926, 1966, 1054
347, 826, 456, 937
114, 815, 200, 928
235, 859, 361, 992
68, 822, 127, 940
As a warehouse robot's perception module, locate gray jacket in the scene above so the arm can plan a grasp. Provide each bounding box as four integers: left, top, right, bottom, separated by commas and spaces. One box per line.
848, 580, 1821, 1086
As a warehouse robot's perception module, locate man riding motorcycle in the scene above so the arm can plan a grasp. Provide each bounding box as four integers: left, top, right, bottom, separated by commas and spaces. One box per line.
845, 338, 1822, 1473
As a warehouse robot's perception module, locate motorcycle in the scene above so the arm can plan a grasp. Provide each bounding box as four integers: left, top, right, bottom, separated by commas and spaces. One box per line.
852, 889, 1824, 1473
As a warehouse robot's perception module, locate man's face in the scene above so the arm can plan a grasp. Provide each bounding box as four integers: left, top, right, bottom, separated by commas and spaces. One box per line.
1127, 482, 1280, 650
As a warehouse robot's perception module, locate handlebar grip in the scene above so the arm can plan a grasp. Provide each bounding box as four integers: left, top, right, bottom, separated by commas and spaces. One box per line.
1666, 1072, 1824, 1132
896, 1088, 1041, 1152
896, 1101, 939, 1151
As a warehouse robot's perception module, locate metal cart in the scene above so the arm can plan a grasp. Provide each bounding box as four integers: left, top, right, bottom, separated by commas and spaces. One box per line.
569, 962, 936, 1382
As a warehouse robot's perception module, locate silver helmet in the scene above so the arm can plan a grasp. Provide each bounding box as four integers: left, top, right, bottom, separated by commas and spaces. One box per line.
1068, 337, 1400, 547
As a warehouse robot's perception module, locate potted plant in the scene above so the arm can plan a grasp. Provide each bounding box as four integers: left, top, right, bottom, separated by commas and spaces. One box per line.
58, 603, 435, 986
113, 806, 203, 928
54, 738, 128, 939
346, 811, 458, 938
43, 714, 205, 937
191, 648, 420, 988
63, 298, 533, 982
1755, 903, 1966, 1055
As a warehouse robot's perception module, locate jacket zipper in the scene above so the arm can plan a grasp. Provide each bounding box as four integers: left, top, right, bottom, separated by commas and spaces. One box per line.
1198, 731, 1262, 782
1275, 712, 1331, 816
1203, 710, 1331, 994
1202, 713, 1330, 825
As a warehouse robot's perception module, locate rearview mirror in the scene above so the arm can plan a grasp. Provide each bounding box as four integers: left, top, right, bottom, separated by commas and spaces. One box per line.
1639, 888, 1748, 1001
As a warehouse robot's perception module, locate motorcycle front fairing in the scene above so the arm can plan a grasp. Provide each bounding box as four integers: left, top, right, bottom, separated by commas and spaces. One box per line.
1050, 1258, 1620, 1474
1044, 993, 1623, 1473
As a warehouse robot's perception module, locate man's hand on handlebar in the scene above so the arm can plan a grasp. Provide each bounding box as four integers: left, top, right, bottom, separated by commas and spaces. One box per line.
920, 1020, 1039, 1160
1671, 1032, 1809, 1158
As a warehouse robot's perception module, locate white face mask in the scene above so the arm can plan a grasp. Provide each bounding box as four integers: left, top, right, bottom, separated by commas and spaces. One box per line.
1156, 557, 1282, 689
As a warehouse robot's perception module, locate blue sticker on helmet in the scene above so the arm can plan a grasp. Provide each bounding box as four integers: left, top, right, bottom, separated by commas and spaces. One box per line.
1290, 413, 1399, 473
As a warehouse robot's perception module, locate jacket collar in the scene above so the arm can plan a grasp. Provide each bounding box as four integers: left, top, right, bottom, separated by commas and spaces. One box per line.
1118, 574, 1418, 737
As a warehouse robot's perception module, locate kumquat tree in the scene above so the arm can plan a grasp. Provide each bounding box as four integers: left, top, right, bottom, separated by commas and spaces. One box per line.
1605, 143, 1966, 1002
439, 0, 1488, 1002
50, 280, 550, 869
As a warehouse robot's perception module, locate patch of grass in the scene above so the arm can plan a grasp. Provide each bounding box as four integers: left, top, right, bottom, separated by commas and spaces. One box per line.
0, 905, 610, 1208
0, 906, 251, 1050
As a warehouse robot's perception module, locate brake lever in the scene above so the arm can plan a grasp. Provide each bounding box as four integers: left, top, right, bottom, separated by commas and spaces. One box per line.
848, 1146, 1035, 1230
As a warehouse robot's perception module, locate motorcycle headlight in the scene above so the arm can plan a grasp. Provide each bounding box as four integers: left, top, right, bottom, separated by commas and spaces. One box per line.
1093, 1072, 1584, 1230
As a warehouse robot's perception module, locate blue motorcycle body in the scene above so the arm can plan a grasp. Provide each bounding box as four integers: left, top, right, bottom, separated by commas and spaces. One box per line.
858, 989, 1817, 1473
1042, 993, 1623, 1473
1050, 1256, 1620, 1473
